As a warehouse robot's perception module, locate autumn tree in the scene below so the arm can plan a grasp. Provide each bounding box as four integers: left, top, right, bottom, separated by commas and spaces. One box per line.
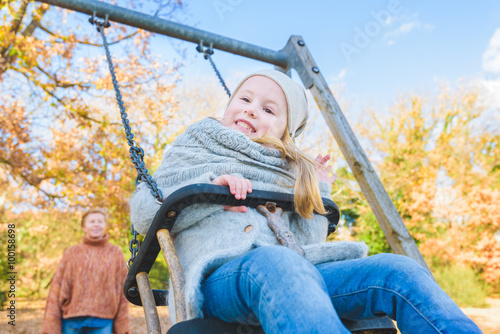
1, 0, 187, 238
353, 84, 500, 287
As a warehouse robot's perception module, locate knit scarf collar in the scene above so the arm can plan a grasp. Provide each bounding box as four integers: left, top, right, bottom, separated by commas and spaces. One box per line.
154, 117, 297, 190
180, 118, 293, 174
83, 233, 110, 247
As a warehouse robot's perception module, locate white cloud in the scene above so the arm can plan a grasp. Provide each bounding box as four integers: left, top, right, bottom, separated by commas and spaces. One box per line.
334, 69, 347, 81
327, 69, 347, 87
383, 14, 434, 46
399, 22, 417, 34
480, 29, 500, 108
477, 77, 500, 108
385, 15, 397, 26
482, 28, 500, 74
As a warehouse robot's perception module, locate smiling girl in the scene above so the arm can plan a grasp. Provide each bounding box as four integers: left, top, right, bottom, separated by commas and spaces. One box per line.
129, 70, 480, 334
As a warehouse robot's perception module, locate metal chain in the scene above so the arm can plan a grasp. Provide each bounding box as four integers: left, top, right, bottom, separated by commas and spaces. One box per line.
196, 42, 231, 97
128, 224, 140, 268
89, 13, 164, 267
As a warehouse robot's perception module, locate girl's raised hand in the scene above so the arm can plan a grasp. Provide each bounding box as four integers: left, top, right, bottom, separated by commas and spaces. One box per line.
315, 154, 337, 186
211, 175, 252, 213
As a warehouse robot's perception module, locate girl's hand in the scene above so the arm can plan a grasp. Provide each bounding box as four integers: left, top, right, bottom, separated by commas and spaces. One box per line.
211, 175, 252, 213
315, 154, 337, 186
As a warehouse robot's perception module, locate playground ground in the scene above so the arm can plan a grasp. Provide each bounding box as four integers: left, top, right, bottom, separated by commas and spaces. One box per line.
2, 297, 500, 333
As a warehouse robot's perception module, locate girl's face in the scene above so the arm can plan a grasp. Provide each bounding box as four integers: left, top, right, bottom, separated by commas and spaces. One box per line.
222, 76, 287, 139
82, 213, 107, 240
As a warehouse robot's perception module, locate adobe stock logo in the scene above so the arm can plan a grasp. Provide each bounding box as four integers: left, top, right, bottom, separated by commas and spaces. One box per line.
340, 0, 406, 64
213, 0, 244, 20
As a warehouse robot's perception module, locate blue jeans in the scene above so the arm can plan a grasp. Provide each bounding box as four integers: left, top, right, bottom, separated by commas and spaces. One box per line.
201, 246, 482, 334
62, 317, 113, 334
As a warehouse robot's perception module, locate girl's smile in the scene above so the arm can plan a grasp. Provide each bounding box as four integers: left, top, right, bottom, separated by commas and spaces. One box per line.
234, 119, 256, 134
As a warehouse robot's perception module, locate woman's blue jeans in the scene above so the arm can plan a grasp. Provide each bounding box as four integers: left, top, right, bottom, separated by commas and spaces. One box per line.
62, 317, 113, 334
201, 246, 481, 334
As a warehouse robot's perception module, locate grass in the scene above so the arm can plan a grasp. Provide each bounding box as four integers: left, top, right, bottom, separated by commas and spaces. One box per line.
432, 262, 490, 308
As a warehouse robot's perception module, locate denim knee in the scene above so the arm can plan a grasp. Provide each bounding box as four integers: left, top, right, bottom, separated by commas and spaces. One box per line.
370, 253, 433, 285
240, 246, 327, 290
246, 245, 303, 266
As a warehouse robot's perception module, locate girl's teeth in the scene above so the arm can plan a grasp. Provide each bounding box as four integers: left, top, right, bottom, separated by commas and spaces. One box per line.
237, 121, 253, 132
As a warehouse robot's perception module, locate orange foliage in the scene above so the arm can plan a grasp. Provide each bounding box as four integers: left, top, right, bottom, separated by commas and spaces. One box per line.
357, 85, 500, 284
1, 1, 185, 239
422, 187, 500, 283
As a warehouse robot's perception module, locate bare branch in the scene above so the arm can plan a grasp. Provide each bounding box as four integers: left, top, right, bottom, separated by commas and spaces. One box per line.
9, 0, 29, 36
37, 23, 140, 47
34, 64, 92, 89
76, 31, 140, 47
14, 68, 122, 127
0, 2, 49, 77
0, 0, 29, 57
22, 3, 49, 37
0, 158, 63, 200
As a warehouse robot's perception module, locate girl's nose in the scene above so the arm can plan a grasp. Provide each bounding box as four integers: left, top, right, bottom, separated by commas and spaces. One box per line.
244, 108, 256, 118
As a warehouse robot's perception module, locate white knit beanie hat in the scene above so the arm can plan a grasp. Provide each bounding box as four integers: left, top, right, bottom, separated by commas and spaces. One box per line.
227, 69, 309, 139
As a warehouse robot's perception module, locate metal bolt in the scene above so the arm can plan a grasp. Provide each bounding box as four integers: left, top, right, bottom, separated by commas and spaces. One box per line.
265, 203, 276, 213
298, 40, 305, 46
167, 210, 177, 218
312, 67, 320, 73
128, 287, 139, 297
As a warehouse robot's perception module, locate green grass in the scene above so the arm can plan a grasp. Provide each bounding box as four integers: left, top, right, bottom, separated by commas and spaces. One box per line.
432, 262, 489, 308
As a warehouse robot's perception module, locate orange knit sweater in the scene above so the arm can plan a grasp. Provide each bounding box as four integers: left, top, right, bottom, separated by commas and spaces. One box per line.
41, 234, 130, 334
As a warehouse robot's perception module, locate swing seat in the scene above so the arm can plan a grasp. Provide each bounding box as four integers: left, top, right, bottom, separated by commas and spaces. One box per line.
167, 316, 397, 334
124, 184, 397, 334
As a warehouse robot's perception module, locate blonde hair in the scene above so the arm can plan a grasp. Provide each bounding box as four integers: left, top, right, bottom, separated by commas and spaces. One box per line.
81, 209, 108, 227
253, 129, 326, 219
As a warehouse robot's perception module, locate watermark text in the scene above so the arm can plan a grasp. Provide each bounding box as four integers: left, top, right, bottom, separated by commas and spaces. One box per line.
6, 224, 17, 327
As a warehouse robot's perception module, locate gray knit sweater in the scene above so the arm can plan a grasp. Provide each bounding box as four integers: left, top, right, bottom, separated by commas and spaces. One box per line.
129, 117, 367, 321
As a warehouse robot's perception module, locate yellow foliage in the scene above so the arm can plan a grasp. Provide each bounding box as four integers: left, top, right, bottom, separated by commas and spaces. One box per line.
356, 85, 500, 284
1, 1, 186, 241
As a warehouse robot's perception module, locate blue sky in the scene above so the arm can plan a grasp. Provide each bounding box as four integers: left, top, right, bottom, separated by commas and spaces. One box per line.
154, 0, 500, 114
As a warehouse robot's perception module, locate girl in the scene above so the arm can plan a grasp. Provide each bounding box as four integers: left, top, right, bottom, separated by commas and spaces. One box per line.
130, 70, 481, 334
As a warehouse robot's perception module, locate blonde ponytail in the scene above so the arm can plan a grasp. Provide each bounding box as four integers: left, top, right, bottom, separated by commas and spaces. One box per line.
253, 131, 326, 219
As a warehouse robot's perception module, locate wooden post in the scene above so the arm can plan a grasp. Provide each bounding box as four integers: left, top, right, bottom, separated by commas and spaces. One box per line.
136, 272, 162, 334
278, 35, 431, 273
157, 228, 187, 322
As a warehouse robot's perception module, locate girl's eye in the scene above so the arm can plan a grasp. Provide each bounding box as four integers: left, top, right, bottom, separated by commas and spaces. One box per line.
264, 108, 273, 114
241, 97, 250, 102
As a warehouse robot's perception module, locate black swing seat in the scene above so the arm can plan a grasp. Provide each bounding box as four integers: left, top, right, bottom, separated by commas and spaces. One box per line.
124, 184, 397, 334
167, 316, 397, 334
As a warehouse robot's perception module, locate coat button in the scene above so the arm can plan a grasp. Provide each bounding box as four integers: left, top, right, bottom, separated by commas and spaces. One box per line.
244, 225, 253, 233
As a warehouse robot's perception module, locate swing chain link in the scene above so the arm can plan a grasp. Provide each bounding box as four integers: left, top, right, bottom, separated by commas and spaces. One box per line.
89, 12, 164, 267
128, 224, 140, 268
196, 41, 231, 97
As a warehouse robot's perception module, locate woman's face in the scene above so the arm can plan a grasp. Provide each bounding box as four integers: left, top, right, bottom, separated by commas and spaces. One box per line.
222, 76, 288, 139
82, 213, 107, 240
